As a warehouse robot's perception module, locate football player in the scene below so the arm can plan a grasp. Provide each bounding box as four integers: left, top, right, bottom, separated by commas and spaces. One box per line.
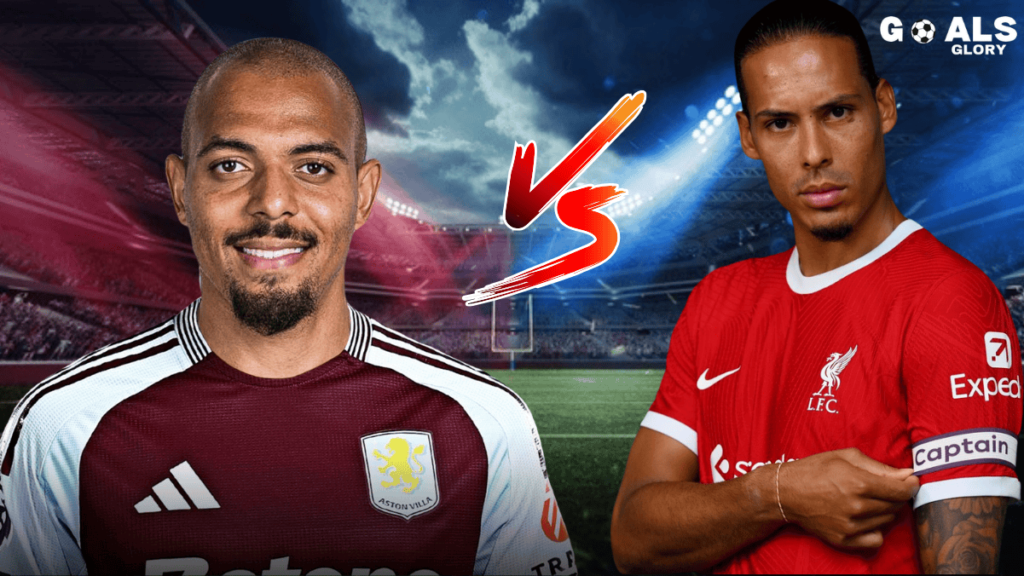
0, 38, 574, 576
612, 1, 1021, 573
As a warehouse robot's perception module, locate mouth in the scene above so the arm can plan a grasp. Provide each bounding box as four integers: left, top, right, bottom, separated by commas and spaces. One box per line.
234, 244, 309, 270
799, 184, 845, 209
225, 221, 319, 271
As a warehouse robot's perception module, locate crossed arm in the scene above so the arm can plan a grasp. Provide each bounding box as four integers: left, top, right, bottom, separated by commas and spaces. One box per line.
611, 428, 1009, 573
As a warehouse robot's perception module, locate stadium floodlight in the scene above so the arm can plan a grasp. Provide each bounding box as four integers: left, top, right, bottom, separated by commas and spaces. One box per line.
722, 104, 733, 115
713, 115, 723, 126
705, 125, 715, 136
725, 85, 736, 97
732, 93, 741, 105
698, 135, 707, 144
716, 98, 726, 110
692, 129, 700, 139
707, 109, 717, 120
700, 120, 708, 129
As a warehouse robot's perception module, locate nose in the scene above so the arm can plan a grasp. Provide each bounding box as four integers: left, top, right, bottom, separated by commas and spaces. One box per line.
246, 166, 299, 219
800, 121, 832, 171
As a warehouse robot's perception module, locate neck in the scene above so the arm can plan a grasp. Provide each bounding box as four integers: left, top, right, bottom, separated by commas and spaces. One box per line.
793, 189, 906, 277
196, 278, 351, 378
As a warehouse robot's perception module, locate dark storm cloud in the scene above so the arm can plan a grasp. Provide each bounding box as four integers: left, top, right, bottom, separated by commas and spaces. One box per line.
187, 0, 413, 129
509, 0, 767, 142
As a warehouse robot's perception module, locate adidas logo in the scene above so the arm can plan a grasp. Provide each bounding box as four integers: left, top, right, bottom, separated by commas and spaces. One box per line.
134, 461, 220, 513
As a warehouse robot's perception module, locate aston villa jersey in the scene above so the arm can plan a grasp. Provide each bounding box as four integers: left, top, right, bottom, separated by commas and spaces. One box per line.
643, 220, 1022, 573
0, 302, 575, 575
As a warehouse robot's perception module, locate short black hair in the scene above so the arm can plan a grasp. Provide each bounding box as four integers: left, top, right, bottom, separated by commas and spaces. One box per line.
181, 38, 366, 166
734, 0, 880, 116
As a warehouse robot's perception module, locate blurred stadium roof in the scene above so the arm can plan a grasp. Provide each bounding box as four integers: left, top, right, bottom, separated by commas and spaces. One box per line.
0, 0, 1020, 306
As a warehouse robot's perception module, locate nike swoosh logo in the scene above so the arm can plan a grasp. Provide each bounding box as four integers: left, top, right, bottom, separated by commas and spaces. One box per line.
696, 367, 741, 390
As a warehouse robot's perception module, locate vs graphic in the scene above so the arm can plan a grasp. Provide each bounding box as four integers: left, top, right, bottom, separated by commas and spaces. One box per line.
463, 92, 646, 306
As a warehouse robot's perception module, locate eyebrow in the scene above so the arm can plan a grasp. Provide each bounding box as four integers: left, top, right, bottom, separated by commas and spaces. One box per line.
754, 93, 863, 120
196, 137, 256, 159
289, 141, 348, 164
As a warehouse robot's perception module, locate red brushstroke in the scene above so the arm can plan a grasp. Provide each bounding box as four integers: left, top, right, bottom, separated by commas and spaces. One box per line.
463, 91, 645, 306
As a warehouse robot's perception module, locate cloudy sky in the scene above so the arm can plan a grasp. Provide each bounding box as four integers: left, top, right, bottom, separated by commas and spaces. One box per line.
187, 0, 763, 223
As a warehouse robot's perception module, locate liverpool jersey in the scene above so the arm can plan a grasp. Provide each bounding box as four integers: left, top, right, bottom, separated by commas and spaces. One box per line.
643, 220, 1021, 573
0, 303, 575, 575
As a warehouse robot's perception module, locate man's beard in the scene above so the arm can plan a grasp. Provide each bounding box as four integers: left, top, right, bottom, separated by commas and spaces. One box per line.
229, 278, 317, 336
224, 220, 320, 336
810, 222, 853, 242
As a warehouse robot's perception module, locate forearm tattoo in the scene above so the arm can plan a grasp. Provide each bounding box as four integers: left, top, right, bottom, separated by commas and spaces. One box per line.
915, 497, 1007, 574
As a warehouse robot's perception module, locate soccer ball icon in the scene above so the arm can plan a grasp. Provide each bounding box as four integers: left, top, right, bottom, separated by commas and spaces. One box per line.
911, 19, 936, 44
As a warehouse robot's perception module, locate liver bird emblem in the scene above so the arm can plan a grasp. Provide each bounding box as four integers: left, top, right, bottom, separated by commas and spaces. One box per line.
813, 346, 858, 397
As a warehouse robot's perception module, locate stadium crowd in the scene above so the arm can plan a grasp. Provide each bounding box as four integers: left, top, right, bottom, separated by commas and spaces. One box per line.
1, 287, 1022, 364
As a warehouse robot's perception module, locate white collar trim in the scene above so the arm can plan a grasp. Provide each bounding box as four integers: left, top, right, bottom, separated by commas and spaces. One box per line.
786, 219, 923, 294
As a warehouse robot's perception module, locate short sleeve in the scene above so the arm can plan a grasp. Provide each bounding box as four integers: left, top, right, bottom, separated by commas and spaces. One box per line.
903, 271, 1023, 508
641, 293, 699, 456
477, 410, 576, 576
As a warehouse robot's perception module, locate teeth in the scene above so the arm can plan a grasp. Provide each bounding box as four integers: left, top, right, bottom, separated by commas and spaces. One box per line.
241, 247, 304, 259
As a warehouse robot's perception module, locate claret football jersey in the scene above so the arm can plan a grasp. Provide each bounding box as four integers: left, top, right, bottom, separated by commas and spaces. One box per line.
0, 302, 574, 575
643, 220, 1022, 573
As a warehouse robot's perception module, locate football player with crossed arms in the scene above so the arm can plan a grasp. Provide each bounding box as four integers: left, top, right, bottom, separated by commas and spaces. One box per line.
0, 38, 574, 575
612, 1, 1021, 573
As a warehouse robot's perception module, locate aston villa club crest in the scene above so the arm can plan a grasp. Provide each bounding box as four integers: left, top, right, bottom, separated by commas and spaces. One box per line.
361, 431, 439, 519
808, 346, 858, 414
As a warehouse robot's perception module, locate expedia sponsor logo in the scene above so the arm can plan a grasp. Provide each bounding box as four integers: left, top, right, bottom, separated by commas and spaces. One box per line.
709, 444, 796, 483
950, 373, 1021, 401
912, 428, 1017, 475
144, 556, 440, 576
880, 16, 1017, 56
985, 331, 1013, 369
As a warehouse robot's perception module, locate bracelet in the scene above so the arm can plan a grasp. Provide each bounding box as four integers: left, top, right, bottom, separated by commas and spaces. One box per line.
775, 461, 788, 523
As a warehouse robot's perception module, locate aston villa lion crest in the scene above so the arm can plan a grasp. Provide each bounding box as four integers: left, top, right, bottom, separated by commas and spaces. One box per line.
361, 430, 439, 519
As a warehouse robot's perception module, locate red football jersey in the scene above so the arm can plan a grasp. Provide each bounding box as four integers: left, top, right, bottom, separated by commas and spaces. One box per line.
643, 220, 1022, 573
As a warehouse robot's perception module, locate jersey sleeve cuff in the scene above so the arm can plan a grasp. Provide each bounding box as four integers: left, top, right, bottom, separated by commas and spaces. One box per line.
913, 476, 1021, 509
640, 411, 698, 455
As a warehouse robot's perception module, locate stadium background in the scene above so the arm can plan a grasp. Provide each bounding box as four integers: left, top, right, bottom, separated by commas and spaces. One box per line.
0, 0, 1022, 573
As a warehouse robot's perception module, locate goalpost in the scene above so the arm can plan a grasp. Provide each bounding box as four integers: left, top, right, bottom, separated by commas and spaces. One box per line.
491, 294, 533, 371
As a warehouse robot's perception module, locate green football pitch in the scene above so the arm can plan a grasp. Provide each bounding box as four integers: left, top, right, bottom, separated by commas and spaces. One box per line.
491, 368, 660, 575
0, 369, 659, 575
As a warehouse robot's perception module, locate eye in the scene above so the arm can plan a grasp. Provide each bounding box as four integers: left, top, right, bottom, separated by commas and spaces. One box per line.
830, 107, 849, 119
213, 160, 245, 174
299, 162, 332, 176
767, 119, 789, 131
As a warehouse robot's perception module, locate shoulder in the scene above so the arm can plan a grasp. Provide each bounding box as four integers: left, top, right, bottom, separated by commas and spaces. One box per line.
893, 228, 1002, 304
0, 303, 206, 476
355, 309, 529, 416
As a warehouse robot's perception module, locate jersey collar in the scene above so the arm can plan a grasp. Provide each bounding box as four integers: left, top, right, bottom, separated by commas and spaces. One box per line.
786, 219, 923, 294
173, 298, 373, 365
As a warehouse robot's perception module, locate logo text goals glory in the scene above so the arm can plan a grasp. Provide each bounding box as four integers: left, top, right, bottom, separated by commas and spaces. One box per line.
880, 16, 1017, 56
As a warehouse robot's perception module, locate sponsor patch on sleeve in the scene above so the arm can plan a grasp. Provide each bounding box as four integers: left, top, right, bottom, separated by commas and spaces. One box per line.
912, 428, 1017, 476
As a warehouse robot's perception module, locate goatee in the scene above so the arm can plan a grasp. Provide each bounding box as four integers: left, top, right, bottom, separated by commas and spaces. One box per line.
810, 223, 853, 242
229, 278, 317, 336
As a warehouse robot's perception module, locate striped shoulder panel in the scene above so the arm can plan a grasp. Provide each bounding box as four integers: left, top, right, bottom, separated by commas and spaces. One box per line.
359, 314, 527, 412
345, 306, 374, 362
0, 301, 210, 475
